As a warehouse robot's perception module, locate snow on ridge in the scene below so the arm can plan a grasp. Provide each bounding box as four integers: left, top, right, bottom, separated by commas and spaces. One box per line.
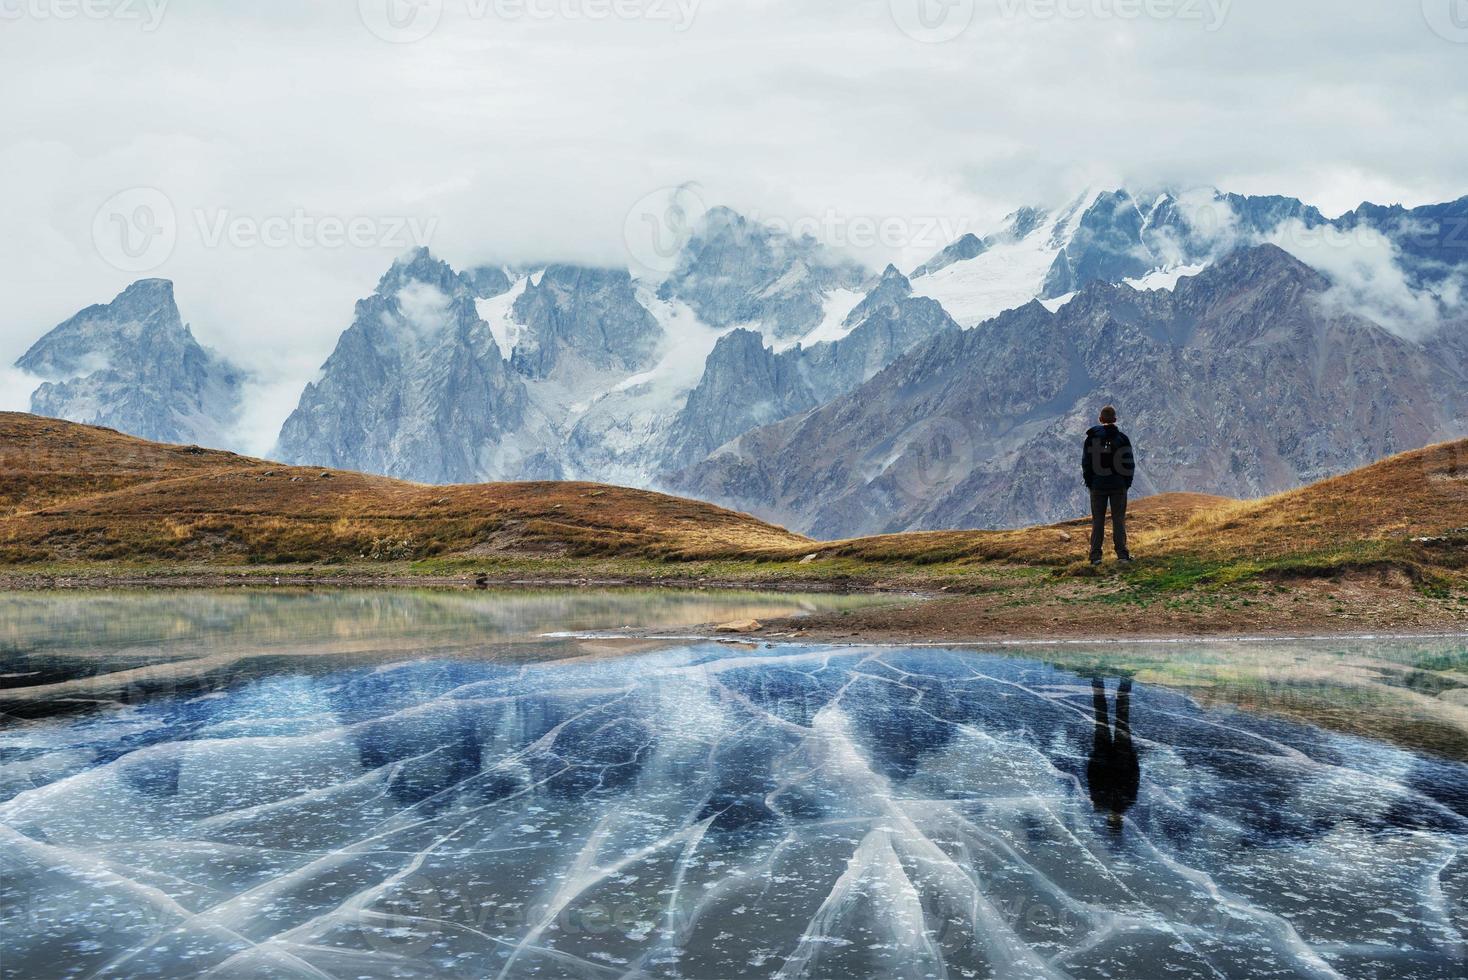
1128, 263, 1208, 292
782, 287, 866, 351
476, 276, 530, 360
910, 220, 1059, 328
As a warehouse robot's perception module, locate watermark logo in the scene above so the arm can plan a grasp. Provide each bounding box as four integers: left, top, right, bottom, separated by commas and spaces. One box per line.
486, 0, 701, 30
358, 0, 443, 43
890, 0, 976, 44
0, 0, 169, 31
891, 416, 975, 500
998, 0, 1232, 32
193, 209, 438, 251
893, 0, 1233, 41
623, 184, 706, 277
91, 188, 438, 271
358, 0, 701, 41
1423, 0, 1468, 43
93, 187, 177, 274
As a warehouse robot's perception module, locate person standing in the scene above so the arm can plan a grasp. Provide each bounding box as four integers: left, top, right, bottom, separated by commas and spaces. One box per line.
1082, 405, 1135, 565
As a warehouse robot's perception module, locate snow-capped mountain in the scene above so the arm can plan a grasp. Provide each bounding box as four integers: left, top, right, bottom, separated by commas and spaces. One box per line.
910, 188, 1467, 329
669, 244, 1468, 536
13, 279, 244, 447
273, 250, 534, 483
662, 265, 958, 470
272, 213, 935, 488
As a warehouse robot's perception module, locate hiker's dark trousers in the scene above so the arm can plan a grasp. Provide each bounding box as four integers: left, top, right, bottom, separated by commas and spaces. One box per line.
1089, 489, 1130, 561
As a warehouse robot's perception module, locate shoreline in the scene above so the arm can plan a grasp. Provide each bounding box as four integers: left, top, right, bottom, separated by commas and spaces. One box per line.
1, 563, 1463, 644
555, 628, 1468, 648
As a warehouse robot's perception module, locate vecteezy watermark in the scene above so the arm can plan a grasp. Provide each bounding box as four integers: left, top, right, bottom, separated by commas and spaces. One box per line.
193, 209, 439, 251
359, 0, 701, 42
622, 189, 976, 277
891, 417, 975, 501
93, 187, 178, 274
358, 0, 443, 43
623, 184, 706, 277
92, 188, 438, 273
890, 0, 976, 43
0, 0, 169, 30
1422, 0, 1468, 43
892, 0, 1232, 42
748, 208, 973, 254
996, 0, 1232, 31
485, 0, 701, 29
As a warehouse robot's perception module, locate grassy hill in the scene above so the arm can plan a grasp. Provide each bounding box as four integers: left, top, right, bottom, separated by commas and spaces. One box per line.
1, 412, 1464, 633
0, 413, 808, 564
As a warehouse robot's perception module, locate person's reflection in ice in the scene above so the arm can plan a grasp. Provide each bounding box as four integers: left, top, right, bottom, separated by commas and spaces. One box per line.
1087, 677, 1140, 833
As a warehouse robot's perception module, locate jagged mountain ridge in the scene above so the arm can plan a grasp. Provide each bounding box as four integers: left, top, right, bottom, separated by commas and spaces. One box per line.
15, 188, 1468, 538
669, 244, 1468, 536
13, 279, 245, 448
912, 187, 1466, 329
273, 250, 533, 484
272, 218, 943, 486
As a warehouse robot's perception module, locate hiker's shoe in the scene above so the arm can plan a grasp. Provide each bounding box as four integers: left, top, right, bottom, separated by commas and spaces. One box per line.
1089, 558, 1103, 566
1118, 556, 1134, 564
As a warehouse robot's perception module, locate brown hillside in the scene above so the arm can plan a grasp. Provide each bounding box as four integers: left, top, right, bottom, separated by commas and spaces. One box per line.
0, 413, 808, 563
1, 413, 1463, 577
825, 440, 1466, 568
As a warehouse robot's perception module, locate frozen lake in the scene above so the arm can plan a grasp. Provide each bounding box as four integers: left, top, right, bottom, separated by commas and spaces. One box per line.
2, 590, 1466, 978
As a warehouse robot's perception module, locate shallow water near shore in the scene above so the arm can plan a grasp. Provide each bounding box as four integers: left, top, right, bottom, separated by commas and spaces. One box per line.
2, 590, 1466, 978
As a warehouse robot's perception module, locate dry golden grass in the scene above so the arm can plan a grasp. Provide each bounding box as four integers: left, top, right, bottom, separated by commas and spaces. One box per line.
0, 413, 808, 564
1, 413, 1463, 585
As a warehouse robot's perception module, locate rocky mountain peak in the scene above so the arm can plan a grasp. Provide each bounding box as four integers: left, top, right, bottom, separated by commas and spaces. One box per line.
657, 206, 868, 341
15, 279, 244, 448
843, 265, 914, 327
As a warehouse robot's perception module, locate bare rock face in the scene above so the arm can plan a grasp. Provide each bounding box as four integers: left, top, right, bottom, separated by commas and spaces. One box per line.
274, 249, 531, 484
661, 266, 959, 469
510, 265, 661, 380
15, 279, 244, 448
670, 244, 1468, 538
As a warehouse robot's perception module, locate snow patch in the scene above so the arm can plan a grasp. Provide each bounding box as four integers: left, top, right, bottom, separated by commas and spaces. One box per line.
758, 260, 809, 299
911, 222, 1060, 328
789, 287, 867, 349
1125, 263, 1207, 292
475, 276, 531, 360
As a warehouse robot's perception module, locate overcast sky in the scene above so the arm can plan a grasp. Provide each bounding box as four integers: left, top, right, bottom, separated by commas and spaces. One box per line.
3, 0, 1466, 448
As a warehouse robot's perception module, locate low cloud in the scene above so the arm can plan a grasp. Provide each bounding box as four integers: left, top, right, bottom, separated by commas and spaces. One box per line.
1268, 219, 1463, 340
229, 374, 309, 459
0, 366, 42, 413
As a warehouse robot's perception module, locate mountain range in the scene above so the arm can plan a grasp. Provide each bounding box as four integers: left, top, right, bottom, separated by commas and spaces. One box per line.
12, 187, 1468, 537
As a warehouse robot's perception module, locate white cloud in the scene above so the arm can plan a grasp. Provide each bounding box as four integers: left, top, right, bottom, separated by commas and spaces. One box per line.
1268, 219, 1463, 340
0, 367, 43, 413
395, 281, 454, 339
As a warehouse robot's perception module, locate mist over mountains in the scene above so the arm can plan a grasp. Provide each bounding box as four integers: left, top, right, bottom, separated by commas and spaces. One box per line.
13, 187, 1468, 536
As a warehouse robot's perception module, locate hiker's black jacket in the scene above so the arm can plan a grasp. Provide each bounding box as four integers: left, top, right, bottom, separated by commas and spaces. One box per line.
1082, 425, 1135, 493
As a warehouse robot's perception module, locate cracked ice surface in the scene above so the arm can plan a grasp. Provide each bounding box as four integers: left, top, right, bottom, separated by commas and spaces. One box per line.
3, 643, 1467, 978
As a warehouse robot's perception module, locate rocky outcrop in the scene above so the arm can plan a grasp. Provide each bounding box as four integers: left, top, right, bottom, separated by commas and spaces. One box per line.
15, 279, 244, 448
